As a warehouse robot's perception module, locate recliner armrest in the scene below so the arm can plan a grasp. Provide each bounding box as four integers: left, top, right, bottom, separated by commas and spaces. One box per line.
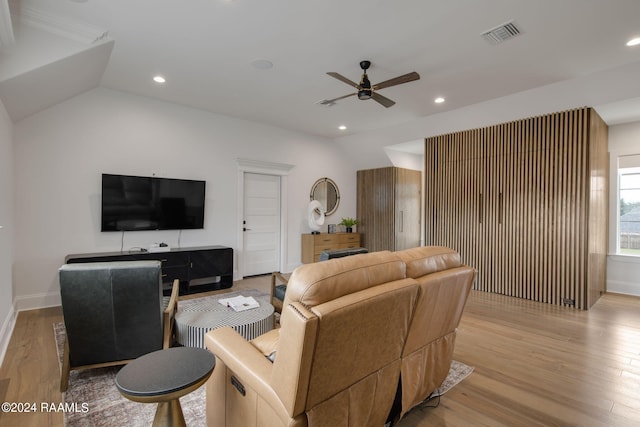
205, 327, 289, 416
251, 328, 280, 361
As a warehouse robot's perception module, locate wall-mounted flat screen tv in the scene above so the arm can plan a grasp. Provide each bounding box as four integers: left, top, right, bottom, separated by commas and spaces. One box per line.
101, 174, 206, 231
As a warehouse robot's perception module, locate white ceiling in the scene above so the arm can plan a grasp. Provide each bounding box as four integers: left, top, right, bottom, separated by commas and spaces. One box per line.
2, 0, 640, 139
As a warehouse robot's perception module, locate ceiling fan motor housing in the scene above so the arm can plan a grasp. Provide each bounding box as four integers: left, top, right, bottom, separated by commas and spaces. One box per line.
359, 70, 372, 99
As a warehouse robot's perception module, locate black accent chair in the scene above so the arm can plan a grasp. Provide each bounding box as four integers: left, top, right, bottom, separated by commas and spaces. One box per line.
270, 271, 289, 313
58, 260, 178, 391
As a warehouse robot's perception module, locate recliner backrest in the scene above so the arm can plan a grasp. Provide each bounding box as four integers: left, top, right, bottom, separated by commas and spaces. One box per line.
400, 246, 462, 278
271, 251, 419, 426
283, 250, 404, 307
272, 279, 418, 426
395, 246, 475, 415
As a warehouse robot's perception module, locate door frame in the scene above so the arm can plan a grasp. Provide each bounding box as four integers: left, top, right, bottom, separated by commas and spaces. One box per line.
236, 158, 295, 280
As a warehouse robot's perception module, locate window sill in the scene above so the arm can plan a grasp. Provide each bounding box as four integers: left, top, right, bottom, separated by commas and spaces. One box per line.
608, 253, 640, 263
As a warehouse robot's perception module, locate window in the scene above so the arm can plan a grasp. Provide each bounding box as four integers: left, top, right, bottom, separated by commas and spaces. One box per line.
619, 155, 640, 255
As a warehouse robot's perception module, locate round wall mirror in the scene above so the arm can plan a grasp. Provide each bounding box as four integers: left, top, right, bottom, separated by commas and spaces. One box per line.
310, 177, 340, 216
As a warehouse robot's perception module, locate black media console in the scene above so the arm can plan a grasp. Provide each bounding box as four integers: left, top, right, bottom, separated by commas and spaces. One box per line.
65, 246, 233, 296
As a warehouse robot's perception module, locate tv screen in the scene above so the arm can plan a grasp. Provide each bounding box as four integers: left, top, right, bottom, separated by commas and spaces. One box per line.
101, 174, 206, 231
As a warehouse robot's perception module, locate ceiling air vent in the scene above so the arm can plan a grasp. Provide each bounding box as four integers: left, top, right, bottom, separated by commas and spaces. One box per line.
481, 21, 521, 45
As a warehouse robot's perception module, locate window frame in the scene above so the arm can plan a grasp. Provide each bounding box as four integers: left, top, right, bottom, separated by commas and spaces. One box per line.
614, 154, 640, 257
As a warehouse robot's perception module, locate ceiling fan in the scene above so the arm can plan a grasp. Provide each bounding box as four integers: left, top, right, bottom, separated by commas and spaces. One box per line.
325, 60, 420, 108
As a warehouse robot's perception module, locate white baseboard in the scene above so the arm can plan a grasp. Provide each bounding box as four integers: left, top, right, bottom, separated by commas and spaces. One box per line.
607, 280, 640, 297
0, 304, 17, 368
13, 291, 61, 312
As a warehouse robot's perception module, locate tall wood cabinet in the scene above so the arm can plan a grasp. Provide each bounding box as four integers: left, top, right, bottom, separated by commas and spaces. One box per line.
357, 167, 421, 252
424, 107, 608, 309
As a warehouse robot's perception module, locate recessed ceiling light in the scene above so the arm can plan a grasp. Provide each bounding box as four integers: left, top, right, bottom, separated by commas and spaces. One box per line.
250, 59, 273, 70
338, 125, 347, 130
627, 37, 640, 47
434, 97, 445, 104
153, 75, 166, 84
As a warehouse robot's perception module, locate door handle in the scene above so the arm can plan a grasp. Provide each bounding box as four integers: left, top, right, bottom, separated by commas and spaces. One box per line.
243, 228, 251, 232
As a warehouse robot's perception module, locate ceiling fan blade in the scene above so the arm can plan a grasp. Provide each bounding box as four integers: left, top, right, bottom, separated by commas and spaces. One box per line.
371, 92, 396, 108
327, 72, 360, 89
326, 92, 357, 103
373, 71, 420, 90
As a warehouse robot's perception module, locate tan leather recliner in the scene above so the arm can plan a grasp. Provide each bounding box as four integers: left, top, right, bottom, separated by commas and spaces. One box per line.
395, 246, 476, 418
205, 251, 419, 427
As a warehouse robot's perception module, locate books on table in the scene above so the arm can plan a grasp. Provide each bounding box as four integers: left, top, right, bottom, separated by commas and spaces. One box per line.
218, 295, 260, 312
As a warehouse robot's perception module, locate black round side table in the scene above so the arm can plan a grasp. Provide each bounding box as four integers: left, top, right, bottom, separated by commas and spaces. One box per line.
115, 347, 215, 427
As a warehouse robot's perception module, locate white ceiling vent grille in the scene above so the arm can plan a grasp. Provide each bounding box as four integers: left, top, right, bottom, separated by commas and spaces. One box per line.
481, 21, 521, 45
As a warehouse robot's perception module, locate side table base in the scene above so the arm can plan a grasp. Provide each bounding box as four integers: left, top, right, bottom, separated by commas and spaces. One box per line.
153, 399, 185, 427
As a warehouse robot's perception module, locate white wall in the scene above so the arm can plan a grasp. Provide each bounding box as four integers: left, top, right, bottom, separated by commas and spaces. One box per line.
0, 97, 15, 364
607, 121, 640, 296
12, 87, 358, 310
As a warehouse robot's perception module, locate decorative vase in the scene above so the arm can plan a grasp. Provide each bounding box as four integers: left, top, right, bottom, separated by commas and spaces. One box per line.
346, 227, 353, 233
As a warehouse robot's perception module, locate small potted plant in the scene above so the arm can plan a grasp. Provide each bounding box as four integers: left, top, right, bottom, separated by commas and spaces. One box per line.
339, 217, 359, 233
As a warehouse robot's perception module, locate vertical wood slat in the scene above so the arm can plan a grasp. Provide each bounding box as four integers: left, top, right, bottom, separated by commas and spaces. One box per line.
551, 111, 559, 305
424, 107, 608, 309
576, 109, 585, 308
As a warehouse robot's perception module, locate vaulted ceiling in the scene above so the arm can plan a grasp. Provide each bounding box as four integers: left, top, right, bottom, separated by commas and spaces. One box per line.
2, 0, 640, 138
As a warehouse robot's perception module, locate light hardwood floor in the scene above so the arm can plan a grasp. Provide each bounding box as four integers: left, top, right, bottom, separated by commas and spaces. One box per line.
1, 275, 639, 427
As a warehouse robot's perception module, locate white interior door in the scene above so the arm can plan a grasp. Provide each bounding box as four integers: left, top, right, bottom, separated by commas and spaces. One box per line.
243, 173, 281, 276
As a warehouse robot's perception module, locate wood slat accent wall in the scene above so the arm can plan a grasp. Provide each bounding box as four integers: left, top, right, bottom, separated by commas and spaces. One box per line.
424, 107, 608, 309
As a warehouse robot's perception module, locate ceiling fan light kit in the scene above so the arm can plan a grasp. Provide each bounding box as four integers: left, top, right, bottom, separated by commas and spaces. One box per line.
358, 90, 372, 100
326, 60, 420, 108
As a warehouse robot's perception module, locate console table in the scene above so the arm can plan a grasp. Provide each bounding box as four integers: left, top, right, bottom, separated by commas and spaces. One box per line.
66, 246, 233, 296
301, 233, 361, 263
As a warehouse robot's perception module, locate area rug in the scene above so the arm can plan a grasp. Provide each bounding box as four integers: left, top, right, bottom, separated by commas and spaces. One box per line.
54, 322, 206, 427
431, 359, 474, 397
54, 322, 472, 426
